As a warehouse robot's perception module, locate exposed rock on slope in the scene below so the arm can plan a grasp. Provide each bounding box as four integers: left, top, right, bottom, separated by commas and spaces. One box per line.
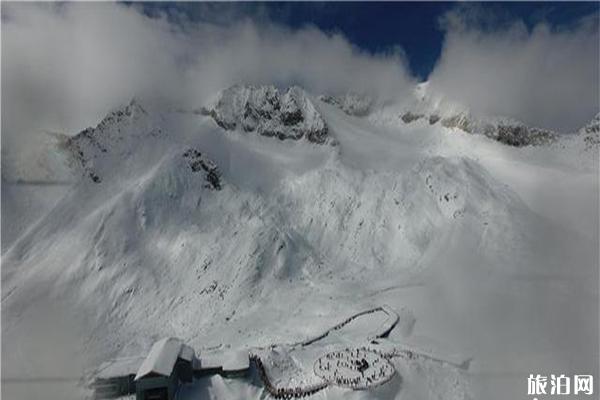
492, 124, 556, 147
400, 112, 425, 124
62, 99, 163, 183
401, 110, 557, 147
61, 101, 223, 192
182, 148, 222, 190
396, 81, 559, 147
319, 93, 373, 117
202, 85, 330, 144
580, 113, 600, 150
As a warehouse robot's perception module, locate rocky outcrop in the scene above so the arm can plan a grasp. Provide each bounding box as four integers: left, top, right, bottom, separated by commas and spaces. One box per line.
202, 85, 330, 144
580, 113, 599, 150
446, 114, 556, 147
428, 115, 441, 125
319, 93, 373, 117
401, 108, 556, 147
182, 148, 222, 190
65, 128, 105, 183
493, 125, 556, 147
62, 99, 163, 183
401, 112, 425, 124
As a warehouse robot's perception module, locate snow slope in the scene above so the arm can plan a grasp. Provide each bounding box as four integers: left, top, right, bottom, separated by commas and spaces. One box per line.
1, 180, 69, 251
2, 86, 598, 400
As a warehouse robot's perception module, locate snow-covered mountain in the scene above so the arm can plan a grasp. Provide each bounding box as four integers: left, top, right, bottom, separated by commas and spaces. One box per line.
200, 85, 331, 144
317, 82, 569, 148
2, 84, 598, 400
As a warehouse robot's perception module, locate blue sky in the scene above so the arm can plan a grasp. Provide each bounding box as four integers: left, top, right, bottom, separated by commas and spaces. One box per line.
142, 2, 600, 80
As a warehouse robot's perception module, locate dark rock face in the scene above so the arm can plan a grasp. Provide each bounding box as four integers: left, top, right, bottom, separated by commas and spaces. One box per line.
494, 125, 555, 147
202, 85, 330, 144
182, 149, 222, 190
496, 125, 530, 146
429, 115, 440, 125
89, 172, 101, 183
401, 112, 425, 124
281, 107, 303, 126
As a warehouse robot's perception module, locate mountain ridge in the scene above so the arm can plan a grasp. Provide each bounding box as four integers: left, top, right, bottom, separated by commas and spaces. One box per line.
200, 85, 331, 145
2, 82, 598, 400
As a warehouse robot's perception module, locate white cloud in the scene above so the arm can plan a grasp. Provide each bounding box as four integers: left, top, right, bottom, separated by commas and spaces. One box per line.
3, 3, 598, 181
1, 3, 188, 178
428, 7, 599, 132
1, 3, 414, 179
184, 21, 413, 103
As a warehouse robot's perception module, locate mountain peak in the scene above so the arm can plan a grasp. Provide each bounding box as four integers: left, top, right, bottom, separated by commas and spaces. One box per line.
201, 84, 331, 144
62, 98, 162, 183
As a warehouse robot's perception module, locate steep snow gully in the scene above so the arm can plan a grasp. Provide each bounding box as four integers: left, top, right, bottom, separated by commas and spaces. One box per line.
2, 85, 598, 400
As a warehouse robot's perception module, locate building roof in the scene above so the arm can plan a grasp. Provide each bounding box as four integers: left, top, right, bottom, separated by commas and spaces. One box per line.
195, 349, 249, 372
223, 350, 249, 372
134, 337, 195, 381
197, 352, 223, 370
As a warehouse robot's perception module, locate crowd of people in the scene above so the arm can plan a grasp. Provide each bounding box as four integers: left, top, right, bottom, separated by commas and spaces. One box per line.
314, 347, 395, 389
248, 345, 396, 398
